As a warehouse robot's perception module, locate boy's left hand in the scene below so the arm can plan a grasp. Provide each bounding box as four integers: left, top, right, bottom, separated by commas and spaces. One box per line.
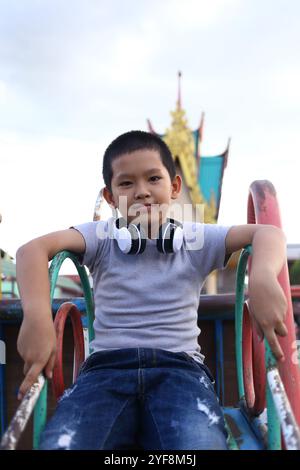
247, 269, 288, 362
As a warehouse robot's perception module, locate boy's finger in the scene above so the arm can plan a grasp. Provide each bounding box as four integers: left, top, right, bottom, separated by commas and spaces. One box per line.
275, 322, 288, 337
23, 362, 30, 376
44, 353, 56, 380
265, 331, 285, 362
251, 316, 264, 342
18, 363, 43, 400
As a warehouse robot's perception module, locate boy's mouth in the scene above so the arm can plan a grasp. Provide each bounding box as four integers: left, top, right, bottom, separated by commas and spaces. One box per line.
126, 203, 168, 224
127, 203, 161, 225
130, 203, 153, 211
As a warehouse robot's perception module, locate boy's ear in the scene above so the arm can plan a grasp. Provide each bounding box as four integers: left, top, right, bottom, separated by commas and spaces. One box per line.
171, 175, 182, 199
103, 187, 116, 208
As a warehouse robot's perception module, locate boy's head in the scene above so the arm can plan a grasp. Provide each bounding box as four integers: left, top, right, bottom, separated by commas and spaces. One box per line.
102, 130, 181, 235
102, 130, 176, 193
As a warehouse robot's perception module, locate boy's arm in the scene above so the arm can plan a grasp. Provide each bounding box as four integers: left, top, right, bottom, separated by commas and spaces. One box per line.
16, 229, 86, 399
225, 224, 288, 361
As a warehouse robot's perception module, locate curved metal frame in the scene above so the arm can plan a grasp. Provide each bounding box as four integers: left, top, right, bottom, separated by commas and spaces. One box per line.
33, 251, 94, 449
52, 302, 85, 401
235, 180, 300, 449
247, 181, 300, 426
235, 245, 282, 449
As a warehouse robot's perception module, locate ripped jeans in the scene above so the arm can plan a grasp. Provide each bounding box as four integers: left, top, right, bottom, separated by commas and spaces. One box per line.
39, 348, 228, 450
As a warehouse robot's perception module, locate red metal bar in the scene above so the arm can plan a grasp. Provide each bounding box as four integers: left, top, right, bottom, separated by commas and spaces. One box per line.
52, 302, 85, 401
291, 285, 300, 298
247, 180, 300, 426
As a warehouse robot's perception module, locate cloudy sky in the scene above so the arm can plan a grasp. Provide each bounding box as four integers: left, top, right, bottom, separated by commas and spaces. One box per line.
0, 0, 299, 273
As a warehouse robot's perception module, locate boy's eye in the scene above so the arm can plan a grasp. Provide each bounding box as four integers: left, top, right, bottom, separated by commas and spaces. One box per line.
119, 181, 132, 186
149, 176, 161, 182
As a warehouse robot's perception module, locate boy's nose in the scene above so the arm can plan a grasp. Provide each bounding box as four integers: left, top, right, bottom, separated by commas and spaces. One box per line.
134, 184, 151, 200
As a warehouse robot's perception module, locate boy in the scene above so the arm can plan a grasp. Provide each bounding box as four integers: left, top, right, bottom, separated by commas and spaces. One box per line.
16, 131, 288, 450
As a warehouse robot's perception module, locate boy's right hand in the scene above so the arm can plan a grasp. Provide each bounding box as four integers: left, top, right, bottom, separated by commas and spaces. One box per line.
17, 317, 57, 400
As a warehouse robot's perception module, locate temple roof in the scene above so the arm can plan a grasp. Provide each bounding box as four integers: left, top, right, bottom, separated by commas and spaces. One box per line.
147, 72, 229, 222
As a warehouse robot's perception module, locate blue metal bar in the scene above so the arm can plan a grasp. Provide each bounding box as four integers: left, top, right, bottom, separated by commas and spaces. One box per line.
215, 319, 225, 405
0, 323, 7, 437
223, 407, 264, 450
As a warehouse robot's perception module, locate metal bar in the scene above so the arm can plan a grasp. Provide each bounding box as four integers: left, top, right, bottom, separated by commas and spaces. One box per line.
265, 341, 281, 449
223, 415, 239, 450
33, 250, 94, 449
235, 245, 252, 400
0, 323, 7, 437
266, 379, 281, 449
215, 319, 225, 405
33, 379, 47, 450
0, 374, 45, 450
267, 367, 300, 450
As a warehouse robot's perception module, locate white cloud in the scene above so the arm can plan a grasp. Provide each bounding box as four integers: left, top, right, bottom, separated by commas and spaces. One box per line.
107, 29, 160, 84
160, 0, 241, 30
0, 80, 8, 102
0, 133, 104, 266
262, 67, 300, 107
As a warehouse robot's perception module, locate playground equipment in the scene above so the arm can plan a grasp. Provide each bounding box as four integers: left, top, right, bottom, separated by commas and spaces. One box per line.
0, 180, 300, 450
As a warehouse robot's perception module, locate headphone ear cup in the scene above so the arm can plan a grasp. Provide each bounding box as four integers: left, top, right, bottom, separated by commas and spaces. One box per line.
172, 225, 184, 252
127, 223, 146, 254
113, 218, 147, 254
157, 219, 184, 254
113, 217, 132, 254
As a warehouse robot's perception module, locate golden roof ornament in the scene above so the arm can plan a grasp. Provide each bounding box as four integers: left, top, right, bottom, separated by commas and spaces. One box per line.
163, 72, 216, 223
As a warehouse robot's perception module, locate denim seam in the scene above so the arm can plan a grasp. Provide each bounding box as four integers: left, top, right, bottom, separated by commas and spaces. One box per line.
100, 397, 134, 450
138, 368, 145, 400
144, 399, 164, 450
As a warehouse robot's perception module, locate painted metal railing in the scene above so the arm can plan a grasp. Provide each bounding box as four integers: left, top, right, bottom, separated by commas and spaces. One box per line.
0, 251, 94, 450
235, 245, 300, 450
1, 208, 300, 449
33, 250, 94, 449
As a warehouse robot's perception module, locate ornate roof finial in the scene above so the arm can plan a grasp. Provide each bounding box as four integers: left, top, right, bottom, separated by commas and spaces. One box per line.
177, 71, 182, 109
199, 112, 205, 143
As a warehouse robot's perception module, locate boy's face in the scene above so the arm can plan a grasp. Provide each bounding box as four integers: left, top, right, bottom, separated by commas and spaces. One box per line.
103, 149, 181, 237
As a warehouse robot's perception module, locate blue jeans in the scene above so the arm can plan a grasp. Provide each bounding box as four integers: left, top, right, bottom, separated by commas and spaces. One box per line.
39, 348, 228, 450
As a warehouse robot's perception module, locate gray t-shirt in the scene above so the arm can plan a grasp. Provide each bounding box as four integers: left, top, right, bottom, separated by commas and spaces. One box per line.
73, 218, 232, 364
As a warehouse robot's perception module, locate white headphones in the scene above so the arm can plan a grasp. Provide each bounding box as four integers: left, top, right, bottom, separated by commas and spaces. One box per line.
112, 217, 184, 255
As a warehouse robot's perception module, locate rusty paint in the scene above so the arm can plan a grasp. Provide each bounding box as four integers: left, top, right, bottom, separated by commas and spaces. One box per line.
250, 180, 277, 216
224, 413, 243, 446
267, 366, 300, 450
93, 187, 104, 221
250, 180, 277, 202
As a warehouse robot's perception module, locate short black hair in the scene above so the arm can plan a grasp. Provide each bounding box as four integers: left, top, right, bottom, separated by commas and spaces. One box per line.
102, 130, 176, 192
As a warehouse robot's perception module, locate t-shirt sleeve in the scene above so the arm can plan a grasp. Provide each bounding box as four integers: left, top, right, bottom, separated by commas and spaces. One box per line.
185, 223, 233, 278
70, 220, 109, 273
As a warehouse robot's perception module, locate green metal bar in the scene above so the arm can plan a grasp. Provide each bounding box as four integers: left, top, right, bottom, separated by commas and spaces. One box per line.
265, 341, 281, 450
235, 245, 252, 401
49, 251, 94, 344
33, 379, 48, 450
33, 251, 94, 450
